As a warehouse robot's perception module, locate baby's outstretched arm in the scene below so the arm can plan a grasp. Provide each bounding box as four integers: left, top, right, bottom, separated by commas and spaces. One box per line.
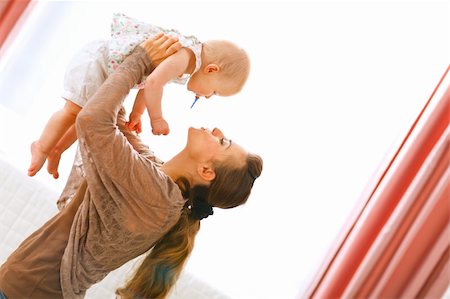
127, 90, 146, 134
141, 48, 192, 135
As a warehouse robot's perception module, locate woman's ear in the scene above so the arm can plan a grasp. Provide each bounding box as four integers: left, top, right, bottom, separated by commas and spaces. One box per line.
197, 164, 216, 182
204, 64, 220, 73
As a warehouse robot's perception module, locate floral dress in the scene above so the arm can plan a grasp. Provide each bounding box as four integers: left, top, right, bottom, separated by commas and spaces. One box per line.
108, 13, 203, 88
62, 13, 202, 107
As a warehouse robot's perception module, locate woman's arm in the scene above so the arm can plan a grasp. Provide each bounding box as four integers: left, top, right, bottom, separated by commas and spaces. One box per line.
76, 36, 179, 187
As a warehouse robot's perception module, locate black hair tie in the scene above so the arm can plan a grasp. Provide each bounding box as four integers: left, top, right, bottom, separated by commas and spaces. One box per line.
190, 197, 214, 220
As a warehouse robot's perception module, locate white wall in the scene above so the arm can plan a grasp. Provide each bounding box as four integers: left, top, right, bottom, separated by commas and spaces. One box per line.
0, 1, 448, 298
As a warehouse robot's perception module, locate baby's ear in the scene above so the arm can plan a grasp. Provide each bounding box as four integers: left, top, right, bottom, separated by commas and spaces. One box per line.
204, 64, 220, 73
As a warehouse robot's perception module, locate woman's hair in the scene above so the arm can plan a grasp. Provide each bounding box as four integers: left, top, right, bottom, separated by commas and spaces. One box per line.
116, 153, 263, 299
202, 40, 250, 95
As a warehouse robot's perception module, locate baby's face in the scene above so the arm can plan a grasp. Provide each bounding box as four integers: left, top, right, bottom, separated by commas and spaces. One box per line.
187, 68, 235, 99
187, 77, 215, 99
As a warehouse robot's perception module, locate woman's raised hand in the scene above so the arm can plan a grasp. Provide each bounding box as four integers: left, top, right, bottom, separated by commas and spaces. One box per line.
140, 33, 181, 67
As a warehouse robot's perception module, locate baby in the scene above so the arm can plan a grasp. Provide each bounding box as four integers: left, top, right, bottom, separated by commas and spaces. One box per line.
28, 13, 250, 179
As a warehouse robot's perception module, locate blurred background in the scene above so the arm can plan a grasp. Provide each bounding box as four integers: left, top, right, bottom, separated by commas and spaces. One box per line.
0, 1, 448, 298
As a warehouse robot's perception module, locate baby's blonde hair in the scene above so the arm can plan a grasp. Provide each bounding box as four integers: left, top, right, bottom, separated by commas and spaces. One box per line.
202, 40, 250, 94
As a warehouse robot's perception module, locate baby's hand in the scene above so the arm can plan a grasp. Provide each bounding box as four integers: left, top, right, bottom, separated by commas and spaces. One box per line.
151, 117, 170, 135
126, 112, 143, 134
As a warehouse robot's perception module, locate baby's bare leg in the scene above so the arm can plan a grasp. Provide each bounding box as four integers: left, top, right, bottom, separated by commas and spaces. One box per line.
28, 100, 81, 176
47, 124, 78, 179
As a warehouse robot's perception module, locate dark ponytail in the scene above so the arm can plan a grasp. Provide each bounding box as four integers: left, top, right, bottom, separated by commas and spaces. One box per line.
116, 152, 263, 298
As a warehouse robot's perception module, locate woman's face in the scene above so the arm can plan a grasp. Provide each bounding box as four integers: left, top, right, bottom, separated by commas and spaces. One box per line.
186, 127, 247, 167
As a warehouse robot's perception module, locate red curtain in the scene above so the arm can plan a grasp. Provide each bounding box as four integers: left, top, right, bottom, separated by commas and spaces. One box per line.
305, 65, 450, 298
0, 0, 31, 49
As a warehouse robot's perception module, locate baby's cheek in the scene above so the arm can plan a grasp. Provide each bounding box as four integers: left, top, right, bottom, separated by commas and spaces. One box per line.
187, 82, 196, 93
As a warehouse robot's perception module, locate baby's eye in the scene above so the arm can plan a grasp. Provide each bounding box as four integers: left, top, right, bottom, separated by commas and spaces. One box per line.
220, 138, 224, 145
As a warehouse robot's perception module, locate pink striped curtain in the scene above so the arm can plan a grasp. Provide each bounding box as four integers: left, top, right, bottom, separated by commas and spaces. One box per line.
305, 66, 450, 298
0, 0, 31, 49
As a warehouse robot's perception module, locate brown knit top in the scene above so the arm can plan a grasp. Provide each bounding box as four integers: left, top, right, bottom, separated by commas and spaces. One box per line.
0, 47, 186, 299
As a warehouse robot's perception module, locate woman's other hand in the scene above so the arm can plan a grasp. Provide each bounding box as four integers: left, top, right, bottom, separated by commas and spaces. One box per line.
140, 33, 181, 67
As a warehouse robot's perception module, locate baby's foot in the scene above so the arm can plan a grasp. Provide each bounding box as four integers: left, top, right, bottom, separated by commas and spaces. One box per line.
47, 149, 61, 179
28, 141, 47, 177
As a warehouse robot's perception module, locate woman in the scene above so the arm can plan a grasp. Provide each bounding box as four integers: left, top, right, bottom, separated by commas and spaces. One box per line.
0, 34, 262, 299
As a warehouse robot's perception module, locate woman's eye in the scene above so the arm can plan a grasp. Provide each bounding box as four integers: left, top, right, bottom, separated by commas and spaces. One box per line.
220, 138, 224, 145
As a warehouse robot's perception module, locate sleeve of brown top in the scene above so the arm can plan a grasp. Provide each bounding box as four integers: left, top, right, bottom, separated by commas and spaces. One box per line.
75, 46, 169, 201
